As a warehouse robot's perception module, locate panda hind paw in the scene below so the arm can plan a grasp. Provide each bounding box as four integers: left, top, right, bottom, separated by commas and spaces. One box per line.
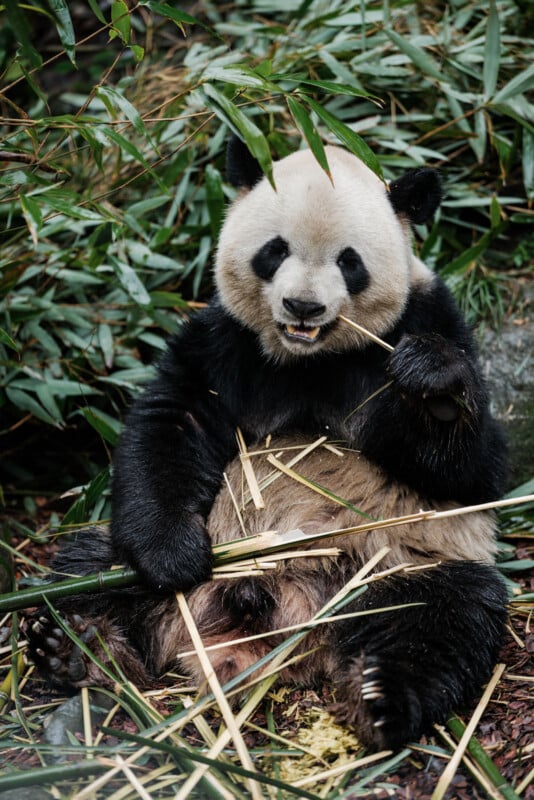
333, 655, 423, 751
25, 612, 97, 689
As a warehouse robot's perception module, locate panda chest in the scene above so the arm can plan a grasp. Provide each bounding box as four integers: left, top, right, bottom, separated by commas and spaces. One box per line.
231, 359, 377, 444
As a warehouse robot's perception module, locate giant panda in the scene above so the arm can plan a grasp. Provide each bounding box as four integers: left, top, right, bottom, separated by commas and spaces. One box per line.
28, 137, 509, 751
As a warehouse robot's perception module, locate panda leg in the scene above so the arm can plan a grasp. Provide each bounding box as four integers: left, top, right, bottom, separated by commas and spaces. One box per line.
25, 527, 153, 690
331, 562, 507, 750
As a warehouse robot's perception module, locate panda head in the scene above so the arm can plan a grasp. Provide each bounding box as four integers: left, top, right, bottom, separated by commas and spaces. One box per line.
215, 136, 441, 362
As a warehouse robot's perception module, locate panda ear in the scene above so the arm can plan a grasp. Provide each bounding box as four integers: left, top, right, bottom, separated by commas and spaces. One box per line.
226, 135, 264, 189
388, 168, 442, 224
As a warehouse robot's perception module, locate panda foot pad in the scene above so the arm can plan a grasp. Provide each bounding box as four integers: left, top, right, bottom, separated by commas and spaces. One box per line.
26, 613, 99, 688
333, 655, 422, 750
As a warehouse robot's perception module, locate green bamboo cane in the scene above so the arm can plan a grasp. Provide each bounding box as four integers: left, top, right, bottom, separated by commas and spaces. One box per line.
443, 716, 521, 800
0, 567, 138, 613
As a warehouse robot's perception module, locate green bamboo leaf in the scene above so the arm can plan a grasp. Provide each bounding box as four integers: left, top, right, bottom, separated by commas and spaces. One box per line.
102, 126, 167, 192
110, 0, 130, 44
492, 63, 534, 104
130, 44, 144, 62
80, 407, 121, 446
205, 65, 276, 93
0, 328, 18, 352
202, 84, 274, 188
97, 322, 114, 369
9, 378, 101, 398
522, 128, 534, 200
384, 29, 444, 81
87, 0, 106, 24
205, 164, 225, 238
304, 97, 384, 180
42, 190, 103, 222
287, 96, 331, 179
5, 387, 59, 426
19, 194, 42, 247
109, 255, 152, 307
145, 1, 210, 32
490, 196, 501, 229
3, 0, 42, 68
483, 0, 500, 100
97, 86, 153, 141
284, 77, 382, 105
47, 0, 76, 64
62, 468, 111, 525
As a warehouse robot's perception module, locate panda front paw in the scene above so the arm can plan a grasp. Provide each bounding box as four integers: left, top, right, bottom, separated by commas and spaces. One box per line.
334, 655, 423, 751
127, 517, 213, 594
388, 334, 479, 421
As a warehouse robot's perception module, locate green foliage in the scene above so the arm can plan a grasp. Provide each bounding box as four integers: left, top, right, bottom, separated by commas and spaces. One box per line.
1, 0, 533, 518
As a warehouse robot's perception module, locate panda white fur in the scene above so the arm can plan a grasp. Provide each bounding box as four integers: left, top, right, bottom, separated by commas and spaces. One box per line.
28, 137, 508, 750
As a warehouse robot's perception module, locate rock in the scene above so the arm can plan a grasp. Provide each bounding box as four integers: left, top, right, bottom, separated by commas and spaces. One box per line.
479, 284, 534, 487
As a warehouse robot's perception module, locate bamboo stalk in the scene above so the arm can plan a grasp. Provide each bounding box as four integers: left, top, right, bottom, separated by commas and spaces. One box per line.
236, 428, 264, 509
431, 663, 506, 800
444, 717, 522, 800
3, 493, 533, 614
337, 314, 395, 352
174, 591, 263, 800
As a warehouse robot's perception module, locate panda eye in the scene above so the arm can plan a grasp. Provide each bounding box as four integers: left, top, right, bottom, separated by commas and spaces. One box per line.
336, 247, 370, 295
252, 236, 290, 281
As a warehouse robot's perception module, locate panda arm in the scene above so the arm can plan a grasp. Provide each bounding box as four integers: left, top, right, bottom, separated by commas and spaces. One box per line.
358, 279, 508, 503
110, 316, 238, 592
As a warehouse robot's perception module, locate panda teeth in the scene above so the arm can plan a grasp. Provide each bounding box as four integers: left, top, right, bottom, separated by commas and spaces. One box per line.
284, 324, 321, 342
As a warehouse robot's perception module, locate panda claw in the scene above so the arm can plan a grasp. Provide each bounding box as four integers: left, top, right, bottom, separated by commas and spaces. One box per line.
373, 718, 387, 728
36, 647, 45, 658
31, 621, 43, 635
362, 665, 380, 676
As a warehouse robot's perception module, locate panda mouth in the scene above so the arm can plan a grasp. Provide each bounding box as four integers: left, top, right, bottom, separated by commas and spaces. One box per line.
281, 323, 322, 343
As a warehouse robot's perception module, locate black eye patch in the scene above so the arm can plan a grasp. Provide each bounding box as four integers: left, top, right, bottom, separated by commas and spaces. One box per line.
336, 247, 370, 294
251, 236, 290, 281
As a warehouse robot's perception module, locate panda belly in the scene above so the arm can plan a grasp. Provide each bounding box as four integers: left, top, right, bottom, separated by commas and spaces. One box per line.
207, 434, 497, 567
161, 434, 500, 696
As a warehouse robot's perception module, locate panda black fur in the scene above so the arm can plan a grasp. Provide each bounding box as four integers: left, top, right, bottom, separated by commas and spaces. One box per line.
28, 138, 508, 751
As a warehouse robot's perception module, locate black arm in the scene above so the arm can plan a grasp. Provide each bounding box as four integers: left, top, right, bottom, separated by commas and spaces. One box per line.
110, 318, 238, 592
358, 279, 508, 503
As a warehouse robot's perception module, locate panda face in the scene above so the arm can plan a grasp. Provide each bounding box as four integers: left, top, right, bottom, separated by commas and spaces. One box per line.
215, 146, 432, 361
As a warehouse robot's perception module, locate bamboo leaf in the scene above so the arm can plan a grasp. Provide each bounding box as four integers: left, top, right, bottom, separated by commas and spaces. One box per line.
109, 255, 152, 307
97, 86, 153, 142
304, 97, 384, 180
19, 194, 42, 247
287, 96, 331, 179
384, 29, 444, 81
3, 0, 42, 68
145, 1, 211, 33
80, 407, 121, 446
284, 77, 382, 105
202, 84, 274, 188
87, 0, 106, 24
110, 0, 130, 44
492, 63, 534, 104
0, 328, 18, 352
5, 387, 59, 426
47, 0, 76, 64
483, 0, 500, 100
101, 126, 167, 191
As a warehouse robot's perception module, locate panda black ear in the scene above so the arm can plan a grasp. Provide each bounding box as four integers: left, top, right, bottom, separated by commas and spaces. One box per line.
226, 135, 264, 189
389, 168, 442, 224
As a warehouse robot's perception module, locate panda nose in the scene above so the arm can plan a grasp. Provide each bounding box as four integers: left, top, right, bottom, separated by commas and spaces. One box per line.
283, 297, 326, 319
